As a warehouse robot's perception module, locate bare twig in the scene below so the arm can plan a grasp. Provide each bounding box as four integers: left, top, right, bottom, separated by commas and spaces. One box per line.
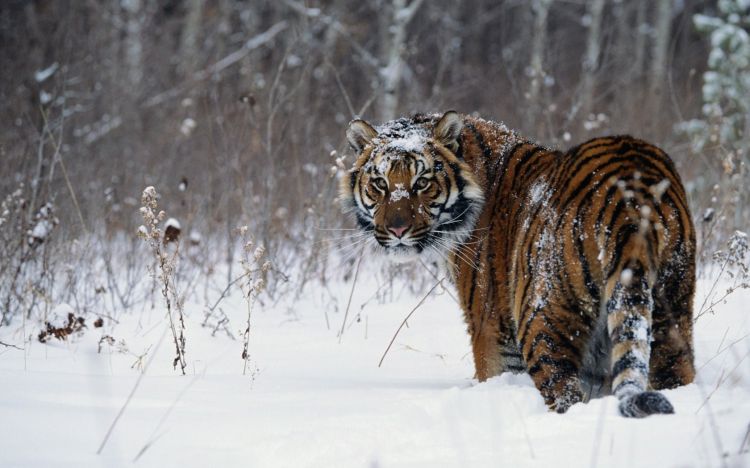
418, 258, 459, 304
378, 278, 444, 367
133, 371, 202, 462
696, 348, 750, 413
0, 340, 23, 350
97, 325, 169, 455
39, 107, 88, 234
338, 247, 364, 343
739, 423, 750, 455
138, 187, 187, 375
281, 0, 379, 68
206, 270, 251, 314
237, 227, 270, 376
144, 21, 288, 108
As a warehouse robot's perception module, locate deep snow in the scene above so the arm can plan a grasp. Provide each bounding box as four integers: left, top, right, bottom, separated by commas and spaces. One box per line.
0, 276, 748, 468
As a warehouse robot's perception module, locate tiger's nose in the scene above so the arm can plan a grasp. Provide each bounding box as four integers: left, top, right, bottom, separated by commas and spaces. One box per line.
388, 224, 410, 238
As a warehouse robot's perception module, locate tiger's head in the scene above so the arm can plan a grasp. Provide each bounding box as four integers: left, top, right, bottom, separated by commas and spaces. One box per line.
339, 111, 484, 262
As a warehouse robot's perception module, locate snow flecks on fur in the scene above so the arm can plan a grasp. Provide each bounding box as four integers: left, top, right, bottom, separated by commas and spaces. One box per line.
649, 179, 671, 201
373, 119, 430, 154
383, 131, 428, 154
528, 179, 549, 206
620, 268, 634, 286
390, 183, 409, 202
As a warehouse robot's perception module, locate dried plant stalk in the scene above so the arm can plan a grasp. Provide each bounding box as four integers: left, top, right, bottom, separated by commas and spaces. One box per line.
237, 226, 271, 376
138, 186, 187, 375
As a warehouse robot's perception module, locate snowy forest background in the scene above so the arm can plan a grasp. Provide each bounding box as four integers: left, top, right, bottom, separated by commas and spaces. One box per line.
1, 2, 750, 466
2, 0, 750, 316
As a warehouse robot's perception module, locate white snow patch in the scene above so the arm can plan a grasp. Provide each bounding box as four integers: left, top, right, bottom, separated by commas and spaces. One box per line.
650, 179, 671, 200
528, 179, 549, 205
373, 119, 430, 154
189, 230, 201, 244
0, 276, 749, 467
34, 63, 58, 83
180, 118, 197, 136
50, 303, 75, 318
39, 90, 53, 105
30, 220, 52, 241
620, 268, 633, 286
383, 131, 427, 153
390, 183, 409, 202
165, 218, 181, 230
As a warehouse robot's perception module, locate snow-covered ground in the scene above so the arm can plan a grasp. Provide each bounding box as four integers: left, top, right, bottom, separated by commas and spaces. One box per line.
1, 275, 749, 468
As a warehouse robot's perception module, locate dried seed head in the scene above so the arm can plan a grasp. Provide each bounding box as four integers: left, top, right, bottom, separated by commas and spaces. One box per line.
253, 246, 265, 261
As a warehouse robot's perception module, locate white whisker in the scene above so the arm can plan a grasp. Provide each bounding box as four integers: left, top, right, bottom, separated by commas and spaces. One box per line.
428, 234, 480, 270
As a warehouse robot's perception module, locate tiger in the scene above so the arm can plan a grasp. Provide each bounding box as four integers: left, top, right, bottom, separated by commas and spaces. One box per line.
340, 111, 696, 417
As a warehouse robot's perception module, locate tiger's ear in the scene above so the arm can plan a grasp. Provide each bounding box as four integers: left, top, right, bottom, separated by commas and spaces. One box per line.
346, 119, 378, 153
433, 111, 463, 152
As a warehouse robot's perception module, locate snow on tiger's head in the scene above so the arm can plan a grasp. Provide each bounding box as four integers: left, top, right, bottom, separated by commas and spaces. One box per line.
339, 111, 484, 262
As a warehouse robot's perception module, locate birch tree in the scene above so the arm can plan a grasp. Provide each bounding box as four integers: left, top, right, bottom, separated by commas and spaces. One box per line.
579, 0, 605, 120
121, 0, 145, 90
650, 0, 673, 97
180, 0, 205, 75
525, 0, 551, 132
379, 0, 425, 121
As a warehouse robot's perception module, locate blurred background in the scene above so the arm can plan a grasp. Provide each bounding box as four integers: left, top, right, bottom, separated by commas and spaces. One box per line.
1, 0, 748, 323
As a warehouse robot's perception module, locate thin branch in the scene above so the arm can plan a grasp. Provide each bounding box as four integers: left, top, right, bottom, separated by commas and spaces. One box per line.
97, 325, 169, 455
327, 61, 356, 118
144, 21, 288, 108
206, 270, 251, 313
379, 278, 444, 367
739, 423, 750, 455
696, 348, 750, 413
40, 107, 88, 234
418, 258, 459, 304
133, 372, 202, 462
338, 247, 364, 343
401, 0, 426, 24
0, 340, 23, 351
282, 0, 380, 68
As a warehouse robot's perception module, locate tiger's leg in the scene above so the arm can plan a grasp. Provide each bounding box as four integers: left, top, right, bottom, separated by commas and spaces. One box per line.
518, 301, 587, 413
471, 327, 502, 382
606, 262, 674, 417
650, 260, 696, 389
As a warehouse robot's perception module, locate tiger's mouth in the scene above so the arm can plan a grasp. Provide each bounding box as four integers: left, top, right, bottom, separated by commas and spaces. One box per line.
383, 244, 422, 263
369, 226, 426, 261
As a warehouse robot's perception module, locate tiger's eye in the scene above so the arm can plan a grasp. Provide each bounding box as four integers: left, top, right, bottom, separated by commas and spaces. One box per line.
372, 178, 388, 191
414, 177, 430, 190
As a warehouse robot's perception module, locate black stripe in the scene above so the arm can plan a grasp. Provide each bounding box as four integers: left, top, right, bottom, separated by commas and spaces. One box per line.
612, 351, 648, 377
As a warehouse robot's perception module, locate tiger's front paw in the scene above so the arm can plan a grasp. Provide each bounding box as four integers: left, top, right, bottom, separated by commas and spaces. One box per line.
549, 383, 584, 414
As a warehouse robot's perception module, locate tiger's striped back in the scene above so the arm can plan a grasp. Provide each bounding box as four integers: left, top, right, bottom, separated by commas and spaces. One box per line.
454, 119, 695, 415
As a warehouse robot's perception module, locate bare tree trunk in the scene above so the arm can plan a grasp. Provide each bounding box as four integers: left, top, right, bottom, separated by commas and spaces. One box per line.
650, 0, 672, 98
428, 3, 461, 107
525, 0, 551, 133
633, 0, 649, 80
180, 0, 205, 75
122, 0, 144, 89
579, 0, 605, 120
379, 0, 425, 121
